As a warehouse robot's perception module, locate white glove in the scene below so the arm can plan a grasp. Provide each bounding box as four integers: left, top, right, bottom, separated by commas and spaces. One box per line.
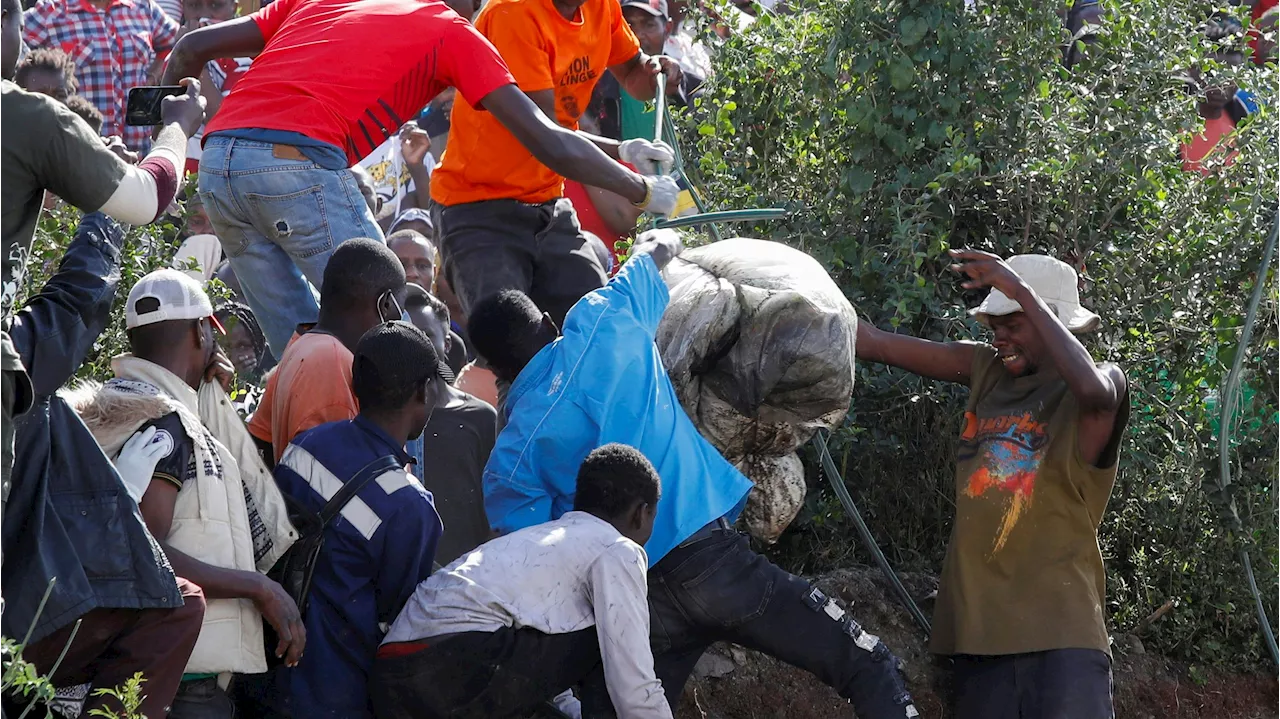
636, 175, 681, 216
115, 426, 169, 504
618, 139, 675, 175
630, 228, 685, 269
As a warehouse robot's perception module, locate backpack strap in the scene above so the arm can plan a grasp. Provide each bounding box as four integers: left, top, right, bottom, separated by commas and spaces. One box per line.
317, 454, 404, 529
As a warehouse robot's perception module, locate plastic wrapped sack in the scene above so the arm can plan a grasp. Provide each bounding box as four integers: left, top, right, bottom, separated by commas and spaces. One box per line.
657, 238, 858, 542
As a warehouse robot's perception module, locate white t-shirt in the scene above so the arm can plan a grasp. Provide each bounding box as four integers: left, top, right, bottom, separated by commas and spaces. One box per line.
385, 511, 672, 719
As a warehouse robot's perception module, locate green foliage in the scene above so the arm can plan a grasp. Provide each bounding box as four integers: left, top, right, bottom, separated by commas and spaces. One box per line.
2, 636, 57, 713
685, 0, 1278, 667
86, 673, 147, 719
21, 204, 189, 384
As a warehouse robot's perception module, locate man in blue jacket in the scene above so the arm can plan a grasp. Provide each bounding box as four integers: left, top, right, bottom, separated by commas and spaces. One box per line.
2, 214, 205, 719
262, 321, 449, 719
470, 230, 918, 718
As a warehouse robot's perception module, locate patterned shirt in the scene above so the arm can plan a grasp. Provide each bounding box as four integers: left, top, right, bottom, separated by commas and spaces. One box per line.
23, 0, 179, 152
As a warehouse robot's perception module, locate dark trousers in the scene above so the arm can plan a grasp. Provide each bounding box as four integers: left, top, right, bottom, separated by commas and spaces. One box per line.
370, 628, 615, 719
2, 363, 14, 510
648, 527, 917, 718
952, 648, 1114, 719
12, 578, 205, 719
438, 197, 607, 330
171, 676, 236, 719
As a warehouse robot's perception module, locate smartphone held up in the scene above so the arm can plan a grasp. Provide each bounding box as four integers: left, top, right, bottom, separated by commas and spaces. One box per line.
125, 85, 185, 126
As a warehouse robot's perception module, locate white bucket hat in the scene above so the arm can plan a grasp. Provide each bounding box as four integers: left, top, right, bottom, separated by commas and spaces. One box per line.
970, 254, 1100, 333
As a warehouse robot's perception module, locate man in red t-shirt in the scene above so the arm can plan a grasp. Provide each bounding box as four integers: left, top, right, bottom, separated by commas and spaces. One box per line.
163, 0, 679, 358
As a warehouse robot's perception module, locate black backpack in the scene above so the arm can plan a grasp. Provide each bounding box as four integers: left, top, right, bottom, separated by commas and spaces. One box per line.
263, 454, 402, 666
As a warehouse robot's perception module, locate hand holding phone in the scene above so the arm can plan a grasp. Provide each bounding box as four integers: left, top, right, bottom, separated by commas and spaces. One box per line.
126, 79, 205, 137
126, 85, 185, 126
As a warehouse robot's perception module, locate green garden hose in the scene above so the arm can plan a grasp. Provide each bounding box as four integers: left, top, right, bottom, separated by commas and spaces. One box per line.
816, 431, 934, 636
1216, 211, 1279, 667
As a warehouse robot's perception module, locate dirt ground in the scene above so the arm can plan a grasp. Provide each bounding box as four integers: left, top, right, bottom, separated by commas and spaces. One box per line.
673, 568, 1278, 719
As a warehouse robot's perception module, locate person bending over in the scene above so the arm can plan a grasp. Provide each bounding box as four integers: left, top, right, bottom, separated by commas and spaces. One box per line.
431, 0, 683, 332
374, 443, 670, 719
470, 229, 917, 718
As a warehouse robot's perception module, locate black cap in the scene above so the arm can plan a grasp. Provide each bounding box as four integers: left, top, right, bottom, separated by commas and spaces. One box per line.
354, 321, 455, 389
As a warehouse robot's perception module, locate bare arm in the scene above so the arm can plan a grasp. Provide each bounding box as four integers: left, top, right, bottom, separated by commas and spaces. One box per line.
585, 183, 645, 235
162, 17, 265, 85
856, 321, 979, 385
140, 478, 306, 665
948, 249, 1127, 466
524, 88, 623, 160
607, 52, 682, 103
482, 85, 648, 204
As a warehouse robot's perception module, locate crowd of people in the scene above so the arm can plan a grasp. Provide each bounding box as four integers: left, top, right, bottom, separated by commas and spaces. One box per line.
0, 0, 1273, 716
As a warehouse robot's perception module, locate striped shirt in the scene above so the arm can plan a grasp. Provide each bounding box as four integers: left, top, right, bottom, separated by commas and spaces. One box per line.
272, 415, 441, 719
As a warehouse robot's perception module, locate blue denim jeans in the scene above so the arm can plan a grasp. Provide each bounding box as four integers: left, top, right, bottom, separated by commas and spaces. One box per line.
648, 526, 917, 718
198, 136, 384, 356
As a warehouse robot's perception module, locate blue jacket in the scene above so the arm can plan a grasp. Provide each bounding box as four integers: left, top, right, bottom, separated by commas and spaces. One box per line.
2, 214, 183, 645
271, 416, 441, 719
484, 253, 752, 564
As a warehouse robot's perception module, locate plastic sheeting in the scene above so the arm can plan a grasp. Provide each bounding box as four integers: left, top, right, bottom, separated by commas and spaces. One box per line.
657, 238, 859, 543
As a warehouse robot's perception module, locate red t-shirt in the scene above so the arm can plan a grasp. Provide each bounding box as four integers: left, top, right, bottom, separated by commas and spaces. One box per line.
205, 0, 516, 164
1250, 0, 1277, 65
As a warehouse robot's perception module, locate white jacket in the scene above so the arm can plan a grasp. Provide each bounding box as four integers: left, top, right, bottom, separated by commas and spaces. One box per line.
67, 356, 296, 674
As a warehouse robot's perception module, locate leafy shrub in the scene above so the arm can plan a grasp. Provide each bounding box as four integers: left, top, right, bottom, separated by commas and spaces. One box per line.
683, 0, 1277, 668
20, 204, 186, 384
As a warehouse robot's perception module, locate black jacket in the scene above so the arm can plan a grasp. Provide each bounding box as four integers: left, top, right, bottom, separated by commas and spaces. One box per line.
1, 213, 182, 645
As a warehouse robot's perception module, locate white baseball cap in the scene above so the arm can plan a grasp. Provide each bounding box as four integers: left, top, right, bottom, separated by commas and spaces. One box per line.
970, 254, 1100, 333
125, 268, 224, 333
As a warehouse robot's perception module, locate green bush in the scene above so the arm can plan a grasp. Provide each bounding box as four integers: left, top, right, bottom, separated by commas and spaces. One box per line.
683, 0, 1277, 668
20, 204, 185, 383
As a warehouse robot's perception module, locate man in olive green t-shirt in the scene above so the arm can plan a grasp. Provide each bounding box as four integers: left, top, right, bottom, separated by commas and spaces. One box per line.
857, 250, 1130, 719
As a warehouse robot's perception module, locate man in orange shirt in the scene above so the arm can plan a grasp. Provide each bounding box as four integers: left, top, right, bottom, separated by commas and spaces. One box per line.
249, 238, 417, 464
432, 0, 683, 328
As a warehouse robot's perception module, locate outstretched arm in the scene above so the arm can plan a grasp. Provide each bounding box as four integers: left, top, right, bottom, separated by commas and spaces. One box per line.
482, 86, 651, 205
162, 17, 266, 84
856, 322, 980, 386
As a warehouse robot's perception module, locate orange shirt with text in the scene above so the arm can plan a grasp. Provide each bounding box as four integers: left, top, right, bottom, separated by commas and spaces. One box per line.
430, 0, 640, 206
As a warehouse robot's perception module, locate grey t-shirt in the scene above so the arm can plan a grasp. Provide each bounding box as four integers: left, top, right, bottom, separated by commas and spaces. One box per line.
2, 81, 126, 316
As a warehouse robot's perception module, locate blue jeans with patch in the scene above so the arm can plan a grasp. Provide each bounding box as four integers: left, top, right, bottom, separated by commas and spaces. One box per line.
198, 136, 384, 356
647, 525, 917, 718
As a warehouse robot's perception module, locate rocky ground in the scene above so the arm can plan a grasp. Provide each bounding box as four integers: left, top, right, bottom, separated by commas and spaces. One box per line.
673, 568, 1278, 719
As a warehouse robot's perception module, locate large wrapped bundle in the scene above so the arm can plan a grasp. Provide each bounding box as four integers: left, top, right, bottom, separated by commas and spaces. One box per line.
657, 238, 858, 542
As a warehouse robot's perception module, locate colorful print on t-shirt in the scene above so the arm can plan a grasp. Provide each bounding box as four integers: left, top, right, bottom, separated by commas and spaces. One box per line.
958, 410, 1050, 556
